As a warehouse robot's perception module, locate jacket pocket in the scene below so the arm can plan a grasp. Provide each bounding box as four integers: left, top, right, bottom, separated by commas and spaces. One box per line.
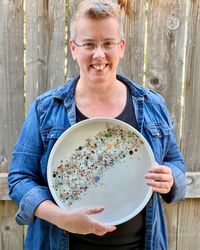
144, 123, 172, 162
145, 123, 171, 139
40, 127, 66, 182
40, 127, 66, 151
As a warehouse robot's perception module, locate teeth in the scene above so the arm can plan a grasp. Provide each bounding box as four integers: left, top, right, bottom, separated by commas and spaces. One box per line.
92, 64, 107, 70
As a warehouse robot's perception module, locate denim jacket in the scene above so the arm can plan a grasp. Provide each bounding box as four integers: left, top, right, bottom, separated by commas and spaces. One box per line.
8, 75, 186, 250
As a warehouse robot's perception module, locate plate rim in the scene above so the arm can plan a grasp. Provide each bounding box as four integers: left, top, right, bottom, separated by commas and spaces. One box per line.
47, 117, 154, 225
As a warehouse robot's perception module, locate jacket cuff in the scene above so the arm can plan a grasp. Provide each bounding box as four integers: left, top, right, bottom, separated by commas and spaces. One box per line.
15, 186, 53, 225
161, 162, 186, 203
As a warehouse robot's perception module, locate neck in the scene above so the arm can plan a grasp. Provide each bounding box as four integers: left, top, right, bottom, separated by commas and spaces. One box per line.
75, 79, 124, 100
75, 78, 127, 118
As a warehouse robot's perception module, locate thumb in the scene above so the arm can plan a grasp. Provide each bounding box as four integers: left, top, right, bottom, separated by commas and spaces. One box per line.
84, 207, 105, 215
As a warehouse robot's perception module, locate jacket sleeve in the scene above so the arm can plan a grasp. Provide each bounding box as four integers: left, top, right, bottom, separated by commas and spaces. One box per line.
162, 130, 186, 203
8, 101, 53, 225
161, 103, 186, 203
144, 91, 187, 203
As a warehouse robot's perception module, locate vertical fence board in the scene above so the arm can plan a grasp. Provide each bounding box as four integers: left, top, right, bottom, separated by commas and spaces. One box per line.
0, 0, 24, 173
145, 1, 187, 249
67, 0, 80, 79
26, 0, 66, 109
0, 201, 23, 250
178, 1, 200, 249
0, 1, 24, 249
177, 199, 200, 250
146, 0, 186, 138
119, 0, 146, 84
181, 0, 200, 172
163, 202, 179, 250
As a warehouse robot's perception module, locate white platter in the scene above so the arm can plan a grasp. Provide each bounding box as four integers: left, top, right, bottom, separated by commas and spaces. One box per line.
47, 117, 154, 225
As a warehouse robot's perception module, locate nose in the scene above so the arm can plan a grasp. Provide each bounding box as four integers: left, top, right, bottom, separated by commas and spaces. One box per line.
92, 44, 105, 59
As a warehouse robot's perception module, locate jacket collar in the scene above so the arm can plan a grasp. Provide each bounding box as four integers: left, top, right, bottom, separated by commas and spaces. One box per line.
52, 74, 149, 106
116, 74, 149, 98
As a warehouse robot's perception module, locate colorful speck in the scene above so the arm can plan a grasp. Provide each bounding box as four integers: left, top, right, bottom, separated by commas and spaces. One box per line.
52, 123, 144, 206
95, 176, 100, 182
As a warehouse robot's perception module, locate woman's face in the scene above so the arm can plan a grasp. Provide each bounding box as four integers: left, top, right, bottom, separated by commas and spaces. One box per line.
70, 17, 125, 85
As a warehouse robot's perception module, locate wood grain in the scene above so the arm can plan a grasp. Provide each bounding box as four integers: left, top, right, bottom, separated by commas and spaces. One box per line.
181, 0, 200, 172
163, 202, 178, 250
0, 201, 23, 250
145, 2, 187, 247
66, 0, 80, 79
0, 0, 24, 173
0, 1, 24, 248
118, 0, 146, 84
25, 0, 66, 109
145, 0, 187, 140
177, 199, 200, 250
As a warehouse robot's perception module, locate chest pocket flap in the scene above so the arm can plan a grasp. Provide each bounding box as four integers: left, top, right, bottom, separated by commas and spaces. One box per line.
145, 123, 171, 138
41, 128, 66, 150
47, 129, 65, 140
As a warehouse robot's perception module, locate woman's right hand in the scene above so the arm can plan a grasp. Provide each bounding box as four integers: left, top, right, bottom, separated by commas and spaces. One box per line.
58, 207, 116, 236
35, 200, 116, 236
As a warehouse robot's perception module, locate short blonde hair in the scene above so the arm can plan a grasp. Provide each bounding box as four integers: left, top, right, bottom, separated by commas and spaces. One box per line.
70, 0, 124, 39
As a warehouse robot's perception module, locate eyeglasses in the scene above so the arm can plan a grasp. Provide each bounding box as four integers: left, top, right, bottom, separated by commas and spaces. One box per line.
73, 40, 121, 53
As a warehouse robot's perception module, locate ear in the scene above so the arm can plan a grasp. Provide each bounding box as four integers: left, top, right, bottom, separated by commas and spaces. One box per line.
119, 39, 126, 59
69, 39, 77, 60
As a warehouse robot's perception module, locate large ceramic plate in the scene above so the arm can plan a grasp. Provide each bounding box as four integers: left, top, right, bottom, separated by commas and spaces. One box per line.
47, 118, 154, 225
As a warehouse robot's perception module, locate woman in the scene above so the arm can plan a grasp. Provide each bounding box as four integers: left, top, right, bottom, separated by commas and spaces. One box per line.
8, 0, 186, 249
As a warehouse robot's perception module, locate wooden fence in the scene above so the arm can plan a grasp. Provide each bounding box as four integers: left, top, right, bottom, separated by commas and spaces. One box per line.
0, 0, 200, 249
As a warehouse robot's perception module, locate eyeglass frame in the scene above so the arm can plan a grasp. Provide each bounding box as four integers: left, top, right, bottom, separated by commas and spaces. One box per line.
72, 39, 122, 53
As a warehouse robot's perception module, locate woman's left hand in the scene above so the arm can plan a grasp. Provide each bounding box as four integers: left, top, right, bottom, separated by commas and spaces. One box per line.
145, 162, 174, 194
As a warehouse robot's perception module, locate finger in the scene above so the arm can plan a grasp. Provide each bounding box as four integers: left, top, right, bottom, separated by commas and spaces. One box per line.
94, 226, 116, 236
105, 225, 117, 232
146, 180, 171, 193
84, 207, 105, 215
150, 187, 168, 194
148, 166, 172, 174
93, 222, 116, 236
94, 228, 109, 236
145, 173, 171, 182
93, 220, 116, 231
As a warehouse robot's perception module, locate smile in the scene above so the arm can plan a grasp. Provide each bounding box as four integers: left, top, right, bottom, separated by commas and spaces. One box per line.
91, 64, 108, 71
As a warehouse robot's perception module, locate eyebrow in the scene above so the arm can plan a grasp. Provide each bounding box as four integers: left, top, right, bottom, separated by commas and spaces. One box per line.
80, 38, 117, 42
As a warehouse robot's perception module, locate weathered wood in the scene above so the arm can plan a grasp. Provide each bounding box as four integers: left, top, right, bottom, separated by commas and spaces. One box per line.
0, 174, 11, 201
177, 1, 200, 248
0, 201, 23, 250
181, 0, 200, 172
145, 3, 187, 248
0, 0, 24, 173
118, 0, 146, 84
145, 0, 187, 140
163, 202, 178, 250
0, 1, 24, 248
185, 172, 200, 198
25, 0, 66, 109
66, 0, 80, 79
177, 199, 200, 250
